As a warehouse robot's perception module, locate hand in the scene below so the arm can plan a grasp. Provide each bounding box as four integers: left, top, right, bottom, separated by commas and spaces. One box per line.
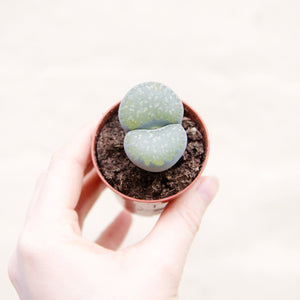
8, 121, 219, 300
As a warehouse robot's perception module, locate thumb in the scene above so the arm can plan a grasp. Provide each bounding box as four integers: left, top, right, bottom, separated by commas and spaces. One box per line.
142, 176, 219, 268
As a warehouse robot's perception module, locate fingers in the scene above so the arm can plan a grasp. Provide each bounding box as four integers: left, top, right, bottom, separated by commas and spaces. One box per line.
33, 121, 98, 217
141, 176, 219, 268
95, 210, 132, 250
76, 169, 106, 228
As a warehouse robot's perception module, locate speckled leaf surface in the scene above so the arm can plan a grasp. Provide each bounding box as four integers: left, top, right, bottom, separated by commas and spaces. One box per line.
119, 82, 184, 132
119, 82, 187, 172
124, 124, 187, 172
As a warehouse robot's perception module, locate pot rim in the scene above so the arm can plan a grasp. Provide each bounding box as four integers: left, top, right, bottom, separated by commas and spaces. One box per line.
91, 101, 210, 203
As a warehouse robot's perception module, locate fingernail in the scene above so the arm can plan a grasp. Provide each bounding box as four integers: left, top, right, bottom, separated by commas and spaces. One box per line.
197, 176, 219, 205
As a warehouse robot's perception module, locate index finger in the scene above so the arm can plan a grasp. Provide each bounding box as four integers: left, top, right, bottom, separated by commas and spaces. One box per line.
35, 120, 98, 215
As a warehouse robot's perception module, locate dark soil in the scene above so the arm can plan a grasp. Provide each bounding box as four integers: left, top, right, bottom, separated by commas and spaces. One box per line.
95, 109, 206, 200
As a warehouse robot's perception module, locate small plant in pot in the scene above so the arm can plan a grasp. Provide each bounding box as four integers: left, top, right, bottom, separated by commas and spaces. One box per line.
91, 82, 209, 216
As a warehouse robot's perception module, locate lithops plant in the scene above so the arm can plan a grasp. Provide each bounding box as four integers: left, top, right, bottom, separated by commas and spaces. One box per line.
118, 82, 187, 172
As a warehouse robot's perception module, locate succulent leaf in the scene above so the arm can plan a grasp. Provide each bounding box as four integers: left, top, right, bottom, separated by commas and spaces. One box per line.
119, 82, 187, 172
119, 82, 184, 132
124, 124, 187, 172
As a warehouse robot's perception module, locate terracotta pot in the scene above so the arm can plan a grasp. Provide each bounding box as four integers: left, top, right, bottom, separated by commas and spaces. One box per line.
91, 101, 209, 216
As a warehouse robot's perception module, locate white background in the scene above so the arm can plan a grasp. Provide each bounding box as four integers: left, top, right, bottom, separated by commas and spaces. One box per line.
1, 0, 299, 299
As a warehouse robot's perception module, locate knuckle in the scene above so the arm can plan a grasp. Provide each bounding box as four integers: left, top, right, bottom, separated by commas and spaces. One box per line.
7, 253, 18, 285
50, 149, 84, 170
175, 205, 201, 236
38, 169, 48, 179
17, 230, 43, 260
160, 258, 181, 280
50, 149, 65, 164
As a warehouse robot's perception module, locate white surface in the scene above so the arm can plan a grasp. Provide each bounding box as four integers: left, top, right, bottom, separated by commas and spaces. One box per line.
1, 0, 300, 299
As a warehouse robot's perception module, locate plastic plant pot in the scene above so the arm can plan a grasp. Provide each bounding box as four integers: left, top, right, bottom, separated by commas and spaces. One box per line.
91, 101, 209, 216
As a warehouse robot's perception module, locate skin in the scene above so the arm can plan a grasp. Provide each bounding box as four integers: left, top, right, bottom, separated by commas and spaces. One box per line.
8, 121, 219, 300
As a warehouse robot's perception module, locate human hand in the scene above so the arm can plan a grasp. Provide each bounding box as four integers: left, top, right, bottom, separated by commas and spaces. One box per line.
8, 121, 219, 300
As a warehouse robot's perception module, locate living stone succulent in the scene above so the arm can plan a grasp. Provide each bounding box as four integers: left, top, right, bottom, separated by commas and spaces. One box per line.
118, 82, 187, 172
